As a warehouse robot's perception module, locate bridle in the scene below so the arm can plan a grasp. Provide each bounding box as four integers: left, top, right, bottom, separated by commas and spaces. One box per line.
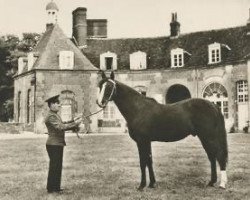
97, 79, 116, 108
76, 79, 116, 138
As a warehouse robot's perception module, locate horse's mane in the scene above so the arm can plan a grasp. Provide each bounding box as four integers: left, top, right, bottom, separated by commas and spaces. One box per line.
115, 81, 158, 103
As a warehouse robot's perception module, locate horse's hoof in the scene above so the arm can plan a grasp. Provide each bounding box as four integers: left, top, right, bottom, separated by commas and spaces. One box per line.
219, 182, 226, 189
207, 181, 215, 187
148, 183, 156, 188
137, 186, 144, 191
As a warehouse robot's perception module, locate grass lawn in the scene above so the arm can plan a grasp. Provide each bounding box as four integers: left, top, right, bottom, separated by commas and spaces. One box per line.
0, 133, 249, 200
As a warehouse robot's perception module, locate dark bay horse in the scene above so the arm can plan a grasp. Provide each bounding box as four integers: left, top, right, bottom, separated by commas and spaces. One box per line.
97, 71, 228, 190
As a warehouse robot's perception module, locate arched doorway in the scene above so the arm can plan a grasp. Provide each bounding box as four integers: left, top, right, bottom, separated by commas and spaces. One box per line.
165, 84, 191, 103
202, 83, 228, 119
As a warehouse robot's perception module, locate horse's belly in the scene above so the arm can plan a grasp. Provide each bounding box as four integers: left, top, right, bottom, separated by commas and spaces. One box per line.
149, 118, 193, 142
151, 130, 190, 142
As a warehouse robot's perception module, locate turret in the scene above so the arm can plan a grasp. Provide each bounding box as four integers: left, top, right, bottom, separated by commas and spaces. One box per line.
46, 0, 59, 31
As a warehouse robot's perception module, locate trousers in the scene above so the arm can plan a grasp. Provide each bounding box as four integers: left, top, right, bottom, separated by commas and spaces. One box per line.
46, 145, 64, 191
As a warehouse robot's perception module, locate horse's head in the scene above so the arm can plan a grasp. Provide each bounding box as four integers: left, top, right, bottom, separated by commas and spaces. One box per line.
96, 71, 116, 108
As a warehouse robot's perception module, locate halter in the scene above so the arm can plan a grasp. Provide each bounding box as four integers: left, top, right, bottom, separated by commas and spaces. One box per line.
97, 79, 116, 108
106, 79, 116, 101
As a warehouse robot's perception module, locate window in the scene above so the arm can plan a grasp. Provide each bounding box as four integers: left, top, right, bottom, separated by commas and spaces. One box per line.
171, 48, 184, 68
100, 51, 117, 70
105, 57, 113, 70
237, 80, 248, 103
203, 83, 228, 119
59, 51, 74, 69
27, 89, 31, 123
208, 43, 221, 64
60, 90, 77, 122
130, 51, 147, 70
103, 103, 116, 119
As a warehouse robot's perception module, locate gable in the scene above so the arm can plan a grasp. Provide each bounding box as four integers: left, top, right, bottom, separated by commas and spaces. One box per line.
29, 24, 98, 71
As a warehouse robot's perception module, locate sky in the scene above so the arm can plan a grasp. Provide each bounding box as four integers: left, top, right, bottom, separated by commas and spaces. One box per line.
0, 0, 249, 39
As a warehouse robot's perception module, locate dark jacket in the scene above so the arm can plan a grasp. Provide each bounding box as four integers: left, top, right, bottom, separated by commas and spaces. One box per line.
45, 110, 78, 146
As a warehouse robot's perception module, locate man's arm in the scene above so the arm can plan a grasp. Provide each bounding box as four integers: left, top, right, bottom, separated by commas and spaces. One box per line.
47, 115, 80, 131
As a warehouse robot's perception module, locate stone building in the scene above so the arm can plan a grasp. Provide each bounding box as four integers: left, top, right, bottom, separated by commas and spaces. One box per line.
14, 1, 250, 133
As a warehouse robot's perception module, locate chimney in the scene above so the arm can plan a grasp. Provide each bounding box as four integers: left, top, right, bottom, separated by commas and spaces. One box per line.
170, 12, 180, 37
72, 7, 87, 47
87, 19, 107, 38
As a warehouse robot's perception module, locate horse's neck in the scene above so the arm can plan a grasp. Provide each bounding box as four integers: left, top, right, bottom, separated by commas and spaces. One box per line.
113, 82, 143, 122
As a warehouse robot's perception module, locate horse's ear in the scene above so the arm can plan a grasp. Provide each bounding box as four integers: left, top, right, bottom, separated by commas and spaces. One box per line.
110, 71, 115, 80
101, 71, 106, 79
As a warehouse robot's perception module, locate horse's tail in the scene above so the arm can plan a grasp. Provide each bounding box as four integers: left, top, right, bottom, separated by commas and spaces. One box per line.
216, 106, 228, 169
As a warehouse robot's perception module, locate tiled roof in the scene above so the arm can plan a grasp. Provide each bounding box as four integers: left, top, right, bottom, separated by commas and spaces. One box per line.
25, 24, 98, 72
82, 26, 250, 70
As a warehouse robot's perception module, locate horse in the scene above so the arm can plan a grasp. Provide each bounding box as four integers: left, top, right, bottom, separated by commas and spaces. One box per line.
97, 71, 228, 190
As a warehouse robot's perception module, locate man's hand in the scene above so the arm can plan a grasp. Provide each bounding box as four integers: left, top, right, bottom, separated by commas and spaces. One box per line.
74, 118, 82, 125
74, 114, 82, 125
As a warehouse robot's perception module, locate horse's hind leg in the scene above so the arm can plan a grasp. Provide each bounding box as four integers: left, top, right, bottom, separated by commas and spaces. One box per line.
198, 137, 217, 186
216, 133, 228, 189
217, 150, 228, 189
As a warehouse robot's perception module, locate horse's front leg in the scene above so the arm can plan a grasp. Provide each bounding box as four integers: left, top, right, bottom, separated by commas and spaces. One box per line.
137, 141, 147, 191
146, 142, 156, 188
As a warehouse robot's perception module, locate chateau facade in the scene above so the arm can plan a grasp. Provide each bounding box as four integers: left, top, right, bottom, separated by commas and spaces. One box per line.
14, 1, 250, 133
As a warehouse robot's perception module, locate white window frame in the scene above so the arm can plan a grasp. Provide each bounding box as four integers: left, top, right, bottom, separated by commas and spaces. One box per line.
171, 48, 184, 68
237, 80, 248, 103
59, 51, 74, 69
100, 51, 117, 70
208, 43, 221, 64
129, 51, 147, 70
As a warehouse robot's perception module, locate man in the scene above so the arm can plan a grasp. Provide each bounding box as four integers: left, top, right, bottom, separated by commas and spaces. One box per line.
44, 94, 82, 193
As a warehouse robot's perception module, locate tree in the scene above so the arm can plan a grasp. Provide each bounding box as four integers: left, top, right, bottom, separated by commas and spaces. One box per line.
0, 32, 41, 122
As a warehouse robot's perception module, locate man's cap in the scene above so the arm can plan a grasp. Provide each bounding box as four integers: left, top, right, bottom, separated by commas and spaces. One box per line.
45, 94, 60, 103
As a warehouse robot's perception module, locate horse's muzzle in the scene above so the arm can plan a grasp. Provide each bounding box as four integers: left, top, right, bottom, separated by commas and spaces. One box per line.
96, 100, 106, 108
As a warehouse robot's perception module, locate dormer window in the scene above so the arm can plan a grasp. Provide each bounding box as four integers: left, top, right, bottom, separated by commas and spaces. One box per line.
208, 43, 221, 64
100, 51, 117, 70
130, 51, 147, 70
59, 51, 74, 69
171, 48, 184, 68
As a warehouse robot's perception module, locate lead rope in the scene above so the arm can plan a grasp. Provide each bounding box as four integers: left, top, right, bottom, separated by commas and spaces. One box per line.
76, 108, 104, 139
76, 79, 116, 138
